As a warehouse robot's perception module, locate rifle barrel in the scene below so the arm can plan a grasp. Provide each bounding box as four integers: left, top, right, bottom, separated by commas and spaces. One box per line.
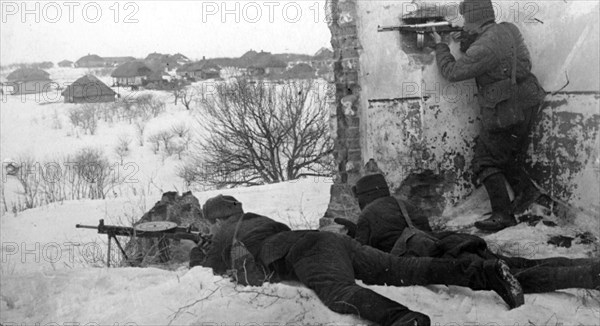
75, 224, 98, 229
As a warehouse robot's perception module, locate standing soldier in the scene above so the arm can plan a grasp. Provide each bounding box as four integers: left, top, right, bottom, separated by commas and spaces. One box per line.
432, 0, 546, 232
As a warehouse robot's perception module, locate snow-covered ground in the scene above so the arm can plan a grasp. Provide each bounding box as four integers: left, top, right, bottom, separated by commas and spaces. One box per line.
1, 68, 599, 326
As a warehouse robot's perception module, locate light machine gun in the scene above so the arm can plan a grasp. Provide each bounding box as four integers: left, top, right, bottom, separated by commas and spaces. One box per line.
76, 219, 211, 267
378, 20, 463, 49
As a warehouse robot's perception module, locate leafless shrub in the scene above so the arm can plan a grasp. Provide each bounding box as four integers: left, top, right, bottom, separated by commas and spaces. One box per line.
114, 134, 132, 163
171, 122, 190, 138
66, 147, 114, 200
180, 87, 198, 111
170, 138, 186, 160
12, 156, 41, 209
157, 130, 174, 153
135, 119, 147, 146
51, 109, 62, 129
147, 133, 162, 154
5, 148, 118, 212
135, 94, 166, 118
68, 104, 99, 135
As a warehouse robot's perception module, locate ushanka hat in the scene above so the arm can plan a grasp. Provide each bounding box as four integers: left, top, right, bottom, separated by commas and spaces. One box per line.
353, 174, 390, 208
459, 0, 495, 31
202, 195, 243, 223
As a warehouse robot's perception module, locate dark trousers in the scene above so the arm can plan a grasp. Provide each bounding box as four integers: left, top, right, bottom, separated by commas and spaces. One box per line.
275, 232, 492, 326
473, 102, 541, 185
455, 249, 599, 293
498, 254, 599, 293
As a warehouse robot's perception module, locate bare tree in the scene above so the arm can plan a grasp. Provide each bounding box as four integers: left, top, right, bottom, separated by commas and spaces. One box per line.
169, 80, 189, 105
180, 87, 197, 111
185, 78, 333, 187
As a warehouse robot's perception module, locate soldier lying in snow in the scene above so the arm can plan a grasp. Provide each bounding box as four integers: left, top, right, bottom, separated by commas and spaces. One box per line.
190, 195, 524, 326
334, 174, 600, 294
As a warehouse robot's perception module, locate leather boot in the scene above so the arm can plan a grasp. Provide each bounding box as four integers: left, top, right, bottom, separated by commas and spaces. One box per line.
483, 259, 525, 309
506, 168, 542, 214
475, 173, 517, 232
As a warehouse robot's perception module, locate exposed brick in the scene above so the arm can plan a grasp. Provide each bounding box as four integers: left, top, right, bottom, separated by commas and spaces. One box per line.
323, 0, 363, 227
347, 137, 361, 149
341, 47, 359, 58
342, 58, 359, 70
346, 126, 360, 138
348, 149, 362, 162
347, 116, 360, 128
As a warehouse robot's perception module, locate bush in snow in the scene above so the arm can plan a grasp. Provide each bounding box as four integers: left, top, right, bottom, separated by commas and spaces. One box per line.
147, 132, 162, 154
114, 134, 132, 163
68, 104, 99, 135
6, 148, 118, 213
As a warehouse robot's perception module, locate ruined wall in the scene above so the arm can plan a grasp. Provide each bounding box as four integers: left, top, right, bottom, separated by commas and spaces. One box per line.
326, 0, 600, 225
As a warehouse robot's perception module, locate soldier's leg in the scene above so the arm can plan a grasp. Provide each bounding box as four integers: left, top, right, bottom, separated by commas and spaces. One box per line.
351, 240, 524, 309
514, 263, 600, 293
287, 232, 430, 326
472, 130, 517, 232
505, 103, 544, 213
478, 249, 600, 293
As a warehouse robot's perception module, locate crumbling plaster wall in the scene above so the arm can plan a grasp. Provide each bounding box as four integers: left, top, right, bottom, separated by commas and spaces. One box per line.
325, 0, 599, 225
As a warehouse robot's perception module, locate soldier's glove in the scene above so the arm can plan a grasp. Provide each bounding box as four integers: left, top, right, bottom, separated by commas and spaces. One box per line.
334, 218, 357, 238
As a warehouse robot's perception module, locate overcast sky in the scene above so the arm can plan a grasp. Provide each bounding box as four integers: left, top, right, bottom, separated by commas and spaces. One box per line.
0, 0, 332, 64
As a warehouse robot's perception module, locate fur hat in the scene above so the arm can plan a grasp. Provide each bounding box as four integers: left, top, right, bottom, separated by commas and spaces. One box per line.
353, 174, 390, 209
459, 0, 495, 31
203, 195, 243, 223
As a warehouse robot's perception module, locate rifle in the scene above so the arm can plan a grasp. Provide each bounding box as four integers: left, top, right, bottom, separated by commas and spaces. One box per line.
378, 20, 463, 49
76, 219, 211, 267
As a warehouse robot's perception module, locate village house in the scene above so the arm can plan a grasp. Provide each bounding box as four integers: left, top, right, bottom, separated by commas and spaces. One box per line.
61, 75, 116, 103
103, 56, 136, 67
283, 63, 316, 79
111, 61, 153, 87
5, 67, 53, 95
311, 47, 334, 70
75, 54, 105, 68
145, 52, 191, 74
58, 60, 74, 68
311, 47, 334, 79
176, 60, 222, 80
246, 52, 287, 77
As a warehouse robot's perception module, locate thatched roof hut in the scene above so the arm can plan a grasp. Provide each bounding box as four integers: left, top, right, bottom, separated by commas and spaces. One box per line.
58, 60, 74, 67
5, 67, 53, 94
7, 67, 50, 82
61, 75, 116, 103
176, 61, 221, 80
284, 63, 316, 79
111, 61, 152, 78
75, 54, 105, 68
